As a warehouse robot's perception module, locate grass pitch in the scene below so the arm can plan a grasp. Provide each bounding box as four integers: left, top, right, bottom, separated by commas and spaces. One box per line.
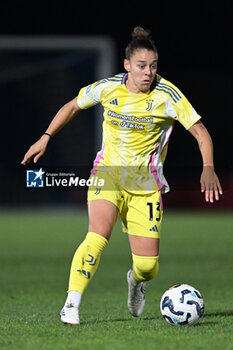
0, 209, 232, 350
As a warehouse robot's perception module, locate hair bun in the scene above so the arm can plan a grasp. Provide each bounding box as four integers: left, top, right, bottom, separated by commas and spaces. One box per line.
132, 26, 151, 39
125, 26, 157, 59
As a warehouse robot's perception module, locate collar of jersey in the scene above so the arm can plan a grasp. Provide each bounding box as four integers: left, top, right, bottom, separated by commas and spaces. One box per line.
121, 73, 157, 95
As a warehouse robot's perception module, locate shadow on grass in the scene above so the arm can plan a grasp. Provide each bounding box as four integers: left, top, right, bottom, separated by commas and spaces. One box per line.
204, 310, 233, 317
192, 310, 233, 327
80, 311, 233, 326
81, 315, 160, 325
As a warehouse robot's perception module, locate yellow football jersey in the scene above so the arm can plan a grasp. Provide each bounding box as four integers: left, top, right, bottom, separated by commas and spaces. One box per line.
77, 73, 201, 193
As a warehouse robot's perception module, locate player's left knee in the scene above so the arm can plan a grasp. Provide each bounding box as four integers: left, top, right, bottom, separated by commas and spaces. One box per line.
132, 253, 159, 282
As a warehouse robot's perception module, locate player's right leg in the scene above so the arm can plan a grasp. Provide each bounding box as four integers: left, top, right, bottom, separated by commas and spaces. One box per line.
60, 199, 119, 325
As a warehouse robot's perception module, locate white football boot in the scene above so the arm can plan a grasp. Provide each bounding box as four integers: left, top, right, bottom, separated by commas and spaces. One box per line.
60, 303, 80, 325
127, 269, 147, 317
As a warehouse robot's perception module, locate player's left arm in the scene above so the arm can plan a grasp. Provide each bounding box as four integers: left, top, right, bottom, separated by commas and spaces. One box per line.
188, 120, 223, 203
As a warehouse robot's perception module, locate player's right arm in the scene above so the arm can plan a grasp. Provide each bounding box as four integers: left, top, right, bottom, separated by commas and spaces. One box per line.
21, 97, 81, 165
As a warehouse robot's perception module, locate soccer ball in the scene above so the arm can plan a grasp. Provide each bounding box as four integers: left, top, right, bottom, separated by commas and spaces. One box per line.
160, 284, 205, 325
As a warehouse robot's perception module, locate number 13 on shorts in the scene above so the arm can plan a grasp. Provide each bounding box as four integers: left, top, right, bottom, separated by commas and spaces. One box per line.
121, 190, 163, 238
147, 201, 161, 222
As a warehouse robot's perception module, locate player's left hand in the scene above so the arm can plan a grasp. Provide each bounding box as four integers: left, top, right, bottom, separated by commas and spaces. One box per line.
200, 166, 223, 203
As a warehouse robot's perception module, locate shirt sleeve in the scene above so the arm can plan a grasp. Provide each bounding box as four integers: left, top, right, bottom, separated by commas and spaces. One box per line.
163, 81, 201, 130
77, 79, 106, 110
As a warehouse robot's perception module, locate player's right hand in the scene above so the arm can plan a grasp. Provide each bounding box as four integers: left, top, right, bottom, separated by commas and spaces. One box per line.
21, 135, 50, 165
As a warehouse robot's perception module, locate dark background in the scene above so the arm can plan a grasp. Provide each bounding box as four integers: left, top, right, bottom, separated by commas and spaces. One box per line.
0, 1, 232, 209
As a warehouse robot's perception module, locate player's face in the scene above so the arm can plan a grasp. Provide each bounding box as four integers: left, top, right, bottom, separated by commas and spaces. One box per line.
124, 49, 158, 93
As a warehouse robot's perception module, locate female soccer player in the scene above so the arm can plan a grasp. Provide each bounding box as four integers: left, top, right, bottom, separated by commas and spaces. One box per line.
21, 27, 222, 325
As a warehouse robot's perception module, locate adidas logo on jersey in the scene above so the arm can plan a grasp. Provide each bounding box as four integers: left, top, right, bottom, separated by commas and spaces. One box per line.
110, 98, 118, 105
149, 225, 158, 232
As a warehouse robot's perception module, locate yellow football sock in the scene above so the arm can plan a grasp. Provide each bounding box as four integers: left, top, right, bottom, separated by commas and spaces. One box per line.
132, 253, 159, 283
68, 232, 108, 294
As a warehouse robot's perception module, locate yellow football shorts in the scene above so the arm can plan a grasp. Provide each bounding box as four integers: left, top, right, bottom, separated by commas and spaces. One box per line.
87, 171, 163, 239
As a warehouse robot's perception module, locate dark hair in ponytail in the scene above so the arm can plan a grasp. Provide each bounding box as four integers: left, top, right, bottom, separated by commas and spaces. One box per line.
125, 26, 158, 59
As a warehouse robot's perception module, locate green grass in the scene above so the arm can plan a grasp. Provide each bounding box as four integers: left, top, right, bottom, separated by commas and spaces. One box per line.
0, 209, 232, 350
